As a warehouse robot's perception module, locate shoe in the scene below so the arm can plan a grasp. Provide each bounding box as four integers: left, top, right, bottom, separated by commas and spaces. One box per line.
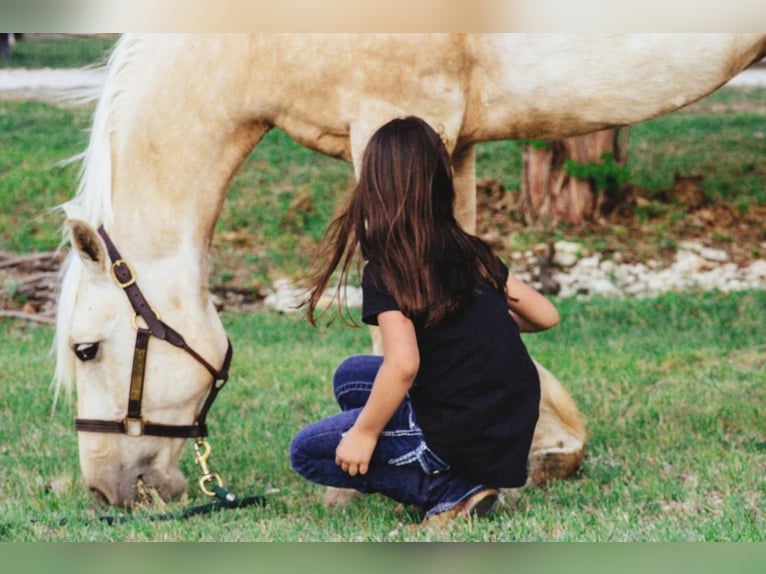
425, 488, 499, 525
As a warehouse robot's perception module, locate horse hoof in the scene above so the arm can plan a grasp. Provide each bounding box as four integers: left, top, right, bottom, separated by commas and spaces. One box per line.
323, 486, 360, 507
528, 446, 584, 486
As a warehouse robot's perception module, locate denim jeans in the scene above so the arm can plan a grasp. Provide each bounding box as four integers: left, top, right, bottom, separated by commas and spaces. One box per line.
290, 355, 487, 518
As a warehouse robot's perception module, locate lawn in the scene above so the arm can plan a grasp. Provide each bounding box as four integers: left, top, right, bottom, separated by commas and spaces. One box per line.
0, 34, 117, 69
0, 291, 764, 541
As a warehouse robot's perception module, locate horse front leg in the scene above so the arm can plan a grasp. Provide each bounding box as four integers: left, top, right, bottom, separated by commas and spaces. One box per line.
451, 144, 587, 486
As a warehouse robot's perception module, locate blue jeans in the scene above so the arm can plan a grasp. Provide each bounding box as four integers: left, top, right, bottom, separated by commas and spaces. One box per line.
290, 355, 487, 519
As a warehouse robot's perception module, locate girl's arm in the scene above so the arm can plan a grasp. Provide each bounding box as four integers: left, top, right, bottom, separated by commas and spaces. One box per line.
335, 310, 419, 476
506, 273, 560, 333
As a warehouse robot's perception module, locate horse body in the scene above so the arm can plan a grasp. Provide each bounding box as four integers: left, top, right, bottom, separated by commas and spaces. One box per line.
57, 33, 766, 507
225, 34, 766, 154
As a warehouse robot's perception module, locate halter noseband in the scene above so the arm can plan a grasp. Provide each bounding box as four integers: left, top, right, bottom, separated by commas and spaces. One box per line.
75, 226, 233, 440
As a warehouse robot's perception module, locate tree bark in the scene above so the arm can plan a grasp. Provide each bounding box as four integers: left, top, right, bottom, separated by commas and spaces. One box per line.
518, 127, 629, 225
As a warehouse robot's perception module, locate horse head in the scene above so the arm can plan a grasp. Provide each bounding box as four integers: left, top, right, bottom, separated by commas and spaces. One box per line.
57, 217, 231, 507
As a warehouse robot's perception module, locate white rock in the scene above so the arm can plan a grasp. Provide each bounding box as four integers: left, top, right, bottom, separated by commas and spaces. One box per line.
587, 278, 623, 297
264, 279, 307, 313
745, 260, 766, 279
624, 281, 648, 295
673, 251, 707, 274
647, 275, 669, 293
553, 252, 578, 268
576, 255, 601, 270
699, 247, 730, 263
552, 240, 583, 267
264, 251, 766, 307
599, 259, 617, 273
679, 240, 704, 253
266, 279, 363, 313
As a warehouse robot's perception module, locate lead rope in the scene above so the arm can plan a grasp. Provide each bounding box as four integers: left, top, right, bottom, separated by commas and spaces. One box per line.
0, 435, 266, 536
0, 494, 268, 536
0, 442, 267, 537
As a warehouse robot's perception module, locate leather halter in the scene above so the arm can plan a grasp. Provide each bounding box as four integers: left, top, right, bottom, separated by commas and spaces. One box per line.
75, 226, 233, 439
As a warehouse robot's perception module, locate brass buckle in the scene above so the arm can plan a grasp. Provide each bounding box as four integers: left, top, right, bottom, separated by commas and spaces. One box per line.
194, 439, 224, 496
124, 417, 145, 437
110, 259, 136, 288
199, 472, 224, 497
131, 308, 160, 331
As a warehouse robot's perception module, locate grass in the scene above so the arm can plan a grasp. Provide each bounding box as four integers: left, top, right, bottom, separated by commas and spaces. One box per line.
0, 35, 117, 69
0, 101, 92, 252
0, 290, 764, 541
629, 103, 766, 206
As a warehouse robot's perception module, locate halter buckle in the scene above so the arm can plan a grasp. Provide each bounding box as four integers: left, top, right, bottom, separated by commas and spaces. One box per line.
131, 308, 161, 331
124, 417, 145, 437
111, 259, 136, 288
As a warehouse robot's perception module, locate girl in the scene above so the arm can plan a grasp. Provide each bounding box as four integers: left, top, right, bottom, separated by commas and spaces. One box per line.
290, 116, 559, 523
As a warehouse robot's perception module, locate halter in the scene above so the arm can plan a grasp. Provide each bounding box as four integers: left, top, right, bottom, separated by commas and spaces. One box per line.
75, 226, 234, 495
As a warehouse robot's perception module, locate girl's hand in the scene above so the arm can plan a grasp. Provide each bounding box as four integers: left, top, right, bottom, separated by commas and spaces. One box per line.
505, 273, 560, 332
335, 426, 378, 476
334, 310, 418, 477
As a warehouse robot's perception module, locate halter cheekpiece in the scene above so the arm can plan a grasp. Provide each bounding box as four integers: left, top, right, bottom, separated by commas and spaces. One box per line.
74, 226, 233, 440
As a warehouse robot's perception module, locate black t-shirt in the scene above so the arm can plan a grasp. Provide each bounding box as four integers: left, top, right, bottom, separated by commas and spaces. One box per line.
361, 263, 540, 487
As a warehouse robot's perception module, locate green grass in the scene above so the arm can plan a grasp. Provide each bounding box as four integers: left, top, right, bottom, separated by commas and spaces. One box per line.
629, 90, 766, 206
0, 101, 93, 251
0, 35, 117, 69
1, 290, 764, 541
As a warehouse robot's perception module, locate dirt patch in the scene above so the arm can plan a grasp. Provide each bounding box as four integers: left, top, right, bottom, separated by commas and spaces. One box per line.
0, 250, 63, 324
475, 177, 765, 269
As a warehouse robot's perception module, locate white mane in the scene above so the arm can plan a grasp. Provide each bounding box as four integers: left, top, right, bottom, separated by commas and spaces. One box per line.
52, 34, 144, 402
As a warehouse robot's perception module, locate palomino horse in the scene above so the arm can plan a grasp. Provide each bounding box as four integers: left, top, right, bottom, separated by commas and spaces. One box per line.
55, 34, 766, 507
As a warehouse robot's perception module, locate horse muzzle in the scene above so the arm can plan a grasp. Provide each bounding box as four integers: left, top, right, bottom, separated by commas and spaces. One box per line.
85, 463, 188, 508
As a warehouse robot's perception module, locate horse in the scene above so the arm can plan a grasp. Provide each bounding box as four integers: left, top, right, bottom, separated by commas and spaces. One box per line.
54, 33, 766, 507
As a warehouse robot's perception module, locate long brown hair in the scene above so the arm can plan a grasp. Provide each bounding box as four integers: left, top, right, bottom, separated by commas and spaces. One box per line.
305, 116, 506, 327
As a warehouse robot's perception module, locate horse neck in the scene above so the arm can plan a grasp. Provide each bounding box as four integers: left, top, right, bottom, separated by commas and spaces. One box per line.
107, 142, 227, 280
98, 36, 265, 268
105, 136, 239, 312
108, 120, 263, 272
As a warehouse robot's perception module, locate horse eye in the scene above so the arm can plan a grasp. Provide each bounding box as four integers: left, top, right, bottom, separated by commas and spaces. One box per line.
73, 342, 100, 362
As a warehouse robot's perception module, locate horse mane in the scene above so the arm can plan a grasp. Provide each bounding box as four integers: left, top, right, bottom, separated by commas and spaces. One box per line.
52, 34, 144, 404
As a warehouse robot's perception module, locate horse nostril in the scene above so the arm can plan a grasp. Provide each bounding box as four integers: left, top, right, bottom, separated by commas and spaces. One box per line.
89, 486, 110, 506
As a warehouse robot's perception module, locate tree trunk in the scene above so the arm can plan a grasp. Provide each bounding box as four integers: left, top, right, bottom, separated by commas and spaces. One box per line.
517, 127, 629, 225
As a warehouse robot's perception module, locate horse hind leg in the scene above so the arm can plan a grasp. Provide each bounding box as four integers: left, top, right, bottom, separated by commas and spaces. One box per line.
323, 486, 362, 506
526, 360, 586, 486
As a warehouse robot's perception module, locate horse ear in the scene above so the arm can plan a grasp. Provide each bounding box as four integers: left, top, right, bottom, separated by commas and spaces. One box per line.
67, 219, 109, 275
